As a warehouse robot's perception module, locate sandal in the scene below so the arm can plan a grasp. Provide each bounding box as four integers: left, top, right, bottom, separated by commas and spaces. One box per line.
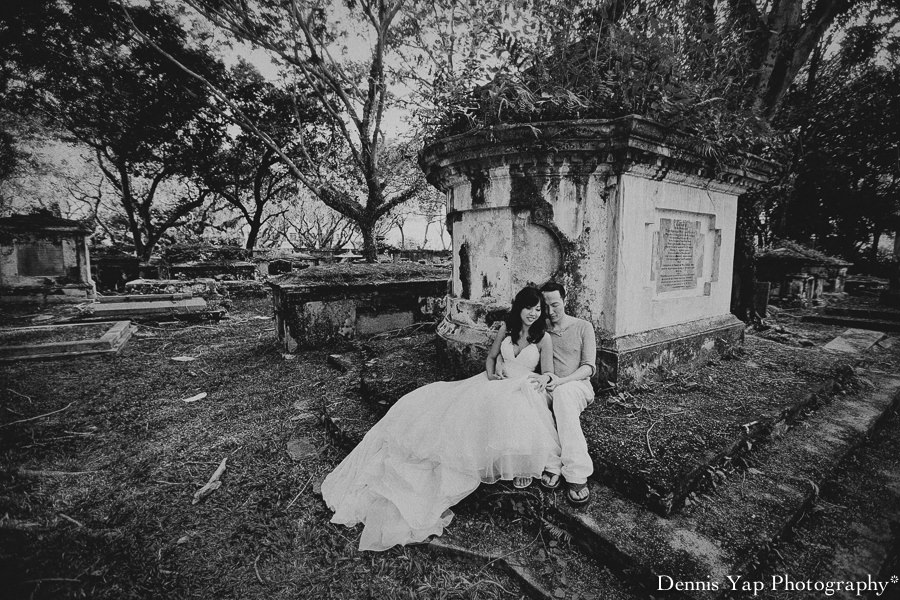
540, 471, 561, 490
513, 476, 533, 489
567, 482, 590, 505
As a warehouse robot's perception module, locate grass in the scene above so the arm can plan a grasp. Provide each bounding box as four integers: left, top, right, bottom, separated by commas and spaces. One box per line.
0, 296, 523, 600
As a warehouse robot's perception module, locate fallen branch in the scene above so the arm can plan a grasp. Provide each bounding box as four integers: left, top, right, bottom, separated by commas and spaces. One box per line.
645, 420, 659, 458
17, 469, 98, 478
59, 513, 84, 528
192, 457, 228, 504
253, 553, 265, 584
6, 388, 32, 403
1, 402, 75, 428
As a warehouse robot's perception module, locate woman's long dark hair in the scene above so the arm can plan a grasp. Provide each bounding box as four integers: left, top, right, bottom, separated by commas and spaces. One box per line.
504, 286, 548, 344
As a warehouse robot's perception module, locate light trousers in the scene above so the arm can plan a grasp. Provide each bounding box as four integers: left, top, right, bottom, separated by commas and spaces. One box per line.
545, 380, 594, 484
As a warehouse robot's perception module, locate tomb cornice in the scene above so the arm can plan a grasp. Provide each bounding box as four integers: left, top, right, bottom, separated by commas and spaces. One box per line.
420, 115, 773, 195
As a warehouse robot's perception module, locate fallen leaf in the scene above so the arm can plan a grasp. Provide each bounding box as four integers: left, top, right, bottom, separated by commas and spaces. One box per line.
181, 392, 207, 403
554, 588, 566, 599
282, 354, 297, 361
170, 356, 197, 362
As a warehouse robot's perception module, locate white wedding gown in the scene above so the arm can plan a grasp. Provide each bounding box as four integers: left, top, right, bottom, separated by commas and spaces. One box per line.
321, 336, 561, 551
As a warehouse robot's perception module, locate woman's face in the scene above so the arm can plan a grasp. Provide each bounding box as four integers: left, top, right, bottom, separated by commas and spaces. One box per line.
520, 302, 542, 327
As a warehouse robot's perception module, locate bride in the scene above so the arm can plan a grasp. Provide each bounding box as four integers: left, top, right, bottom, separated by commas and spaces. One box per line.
321, 286, 562, 551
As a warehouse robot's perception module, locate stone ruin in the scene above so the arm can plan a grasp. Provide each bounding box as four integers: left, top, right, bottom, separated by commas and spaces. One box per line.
419, 115, 772, 386
270, 263, 449, 351
0, 213, 96, 304
756, 239, 852, 307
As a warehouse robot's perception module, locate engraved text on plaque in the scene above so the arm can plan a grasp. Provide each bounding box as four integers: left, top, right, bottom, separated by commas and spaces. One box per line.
657, 218, 699, 292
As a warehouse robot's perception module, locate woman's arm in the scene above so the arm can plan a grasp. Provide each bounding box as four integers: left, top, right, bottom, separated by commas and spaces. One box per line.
485, 322, 507, 380
538, 333, 554, 377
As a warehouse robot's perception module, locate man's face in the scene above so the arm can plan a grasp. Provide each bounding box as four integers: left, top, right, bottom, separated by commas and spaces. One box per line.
542, 290, 566, 325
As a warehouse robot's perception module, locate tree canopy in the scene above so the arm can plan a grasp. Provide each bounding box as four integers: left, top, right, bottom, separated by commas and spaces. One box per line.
2, 0, 228, 259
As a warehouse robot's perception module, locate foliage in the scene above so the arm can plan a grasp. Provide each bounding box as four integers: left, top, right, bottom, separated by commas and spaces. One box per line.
194, 60, 330, 252
760, 4, 900, 265
267, 194, 360, 251
1, 0, 228, 259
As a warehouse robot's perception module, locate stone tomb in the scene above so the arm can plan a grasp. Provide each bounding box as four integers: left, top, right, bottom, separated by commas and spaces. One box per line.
0, 214, 96, 304
269, 263, 449, 351
420, 116, 772, 386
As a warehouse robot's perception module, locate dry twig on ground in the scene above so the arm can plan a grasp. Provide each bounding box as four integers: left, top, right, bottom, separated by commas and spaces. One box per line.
1, 401, 75, 427
192, 457, 228, 504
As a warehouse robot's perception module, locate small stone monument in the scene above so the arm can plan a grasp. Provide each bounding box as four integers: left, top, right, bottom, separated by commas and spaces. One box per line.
0, 213, 95, 304
420, 116, 771, 386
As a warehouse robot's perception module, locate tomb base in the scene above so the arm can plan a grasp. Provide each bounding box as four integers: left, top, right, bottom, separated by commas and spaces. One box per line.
598, 314, 745, 387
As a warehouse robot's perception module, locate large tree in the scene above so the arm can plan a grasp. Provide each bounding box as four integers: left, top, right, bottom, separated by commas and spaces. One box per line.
2, 0, 227, 259
129, 0, 445, 261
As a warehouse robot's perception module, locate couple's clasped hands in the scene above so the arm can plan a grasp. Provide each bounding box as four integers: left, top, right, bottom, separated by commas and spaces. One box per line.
487, 371, 559, 392
528, 372, 559, 393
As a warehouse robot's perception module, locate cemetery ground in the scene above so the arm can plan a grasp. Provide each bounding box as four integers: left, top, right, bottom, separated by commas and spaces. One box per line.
2, 296, 900, 600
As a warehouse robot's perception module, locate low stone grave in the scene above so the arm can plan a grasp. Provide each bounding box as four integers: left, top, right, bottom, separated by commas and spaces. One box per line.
270, 262, 448, 351
79, 296, 223, 322
125, 278, 222, 298
0, 320, 135, 361
583, 336, 855, 516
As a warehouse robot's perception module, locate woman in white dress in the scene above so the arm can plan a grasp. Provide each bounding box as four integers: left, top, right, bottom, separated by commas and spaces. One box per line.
321, 286, 561, 551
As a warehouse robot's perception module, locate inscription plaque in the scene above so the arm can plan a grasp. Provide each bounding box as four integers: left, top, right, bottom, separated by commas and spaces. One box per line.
657, 218, 699, 292
17, 240, 66, 276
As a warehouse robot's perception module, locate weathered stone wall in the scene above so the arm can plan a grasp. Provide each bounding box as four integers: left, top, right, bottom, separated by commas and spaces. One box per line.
420, 116, 772, 386
272, 278, 448, 351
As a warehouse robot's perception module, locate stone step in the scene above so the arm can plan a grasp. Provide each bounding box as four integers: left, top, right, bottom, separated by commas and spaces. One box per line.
548, 370, 900, 599
753, 404, 900, 600
802, 314, 900, 333
581, 336, 855, 516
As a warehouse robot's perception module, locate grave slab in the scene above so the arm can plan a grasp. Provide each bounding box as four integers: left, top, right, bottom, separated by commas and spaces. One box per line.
0, 320, 136, 361
823, 328, 886, 354
86, 297, 209, 320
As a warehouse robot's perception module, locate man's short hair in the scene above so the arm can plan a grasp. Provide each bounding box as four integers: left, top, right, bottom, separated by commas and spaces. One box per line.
540, 281, 566, 300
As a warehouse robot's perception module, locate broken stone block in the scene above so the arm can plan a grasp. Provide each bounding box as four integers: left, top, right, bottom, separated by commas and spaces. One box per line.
286, 438, 318, 461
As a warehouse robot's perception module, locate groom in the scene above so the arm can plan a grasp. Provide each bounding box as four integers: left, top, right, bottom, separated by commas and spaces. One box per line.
530, 282, 596, 505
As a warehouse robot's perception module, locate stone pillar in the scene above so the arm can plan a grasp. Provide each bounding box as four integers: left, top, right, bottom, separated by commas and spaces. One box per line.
420, 116, 772, 387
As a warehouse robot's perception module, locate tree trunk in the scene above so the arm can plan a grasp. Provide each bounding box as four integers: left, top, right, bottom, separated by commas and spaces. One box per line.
245, 224, 260, 254
731, 195, 760, 322
360, 223, 377, 262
